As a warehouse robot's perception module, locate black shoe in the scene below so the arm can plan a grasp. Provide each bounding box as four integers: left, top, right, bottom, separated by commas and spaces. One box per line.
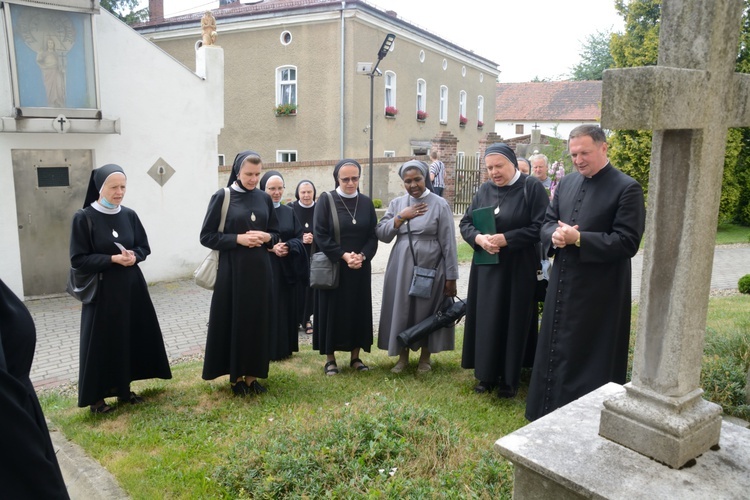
496, 385, 518, 399
474, 381, 496, 394
118, 391, 144, 404
249, 380, 267, 394
231, 382, 251, 396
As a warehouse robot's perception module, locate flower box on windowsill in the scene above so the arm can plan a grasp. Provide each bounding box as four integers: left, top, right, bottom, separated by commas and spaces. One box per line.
275, 103, 298, 117
417, 111, 428, 121
385, 106, 398, 118
459, 115, 468, 127
417, 118, 426, 123
477, 121, 484, 129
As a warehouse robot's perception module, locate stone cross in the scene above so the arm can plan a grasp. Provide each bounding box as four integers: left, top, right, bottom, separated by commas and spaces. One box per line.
599, 0, 750, 468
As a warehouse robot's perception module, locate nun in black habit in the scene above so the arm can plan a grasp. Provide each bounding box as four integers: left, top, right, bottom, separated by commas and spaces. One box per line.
287, 179, 317, 334
459, 144, 549, 398
200, 151, 280, 396
70, 164, 171, 413
0, 278, 69, 498
313, 159, 378, 375
260, 171, 305, 361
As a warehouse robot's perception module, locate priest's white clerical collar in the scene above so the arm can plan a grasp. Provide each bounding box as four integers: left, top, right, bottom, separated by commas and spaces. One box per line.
336, 187, 358, 199
91, 200, 121, 214
507, 169, 521, 185
273, 202, 281, 208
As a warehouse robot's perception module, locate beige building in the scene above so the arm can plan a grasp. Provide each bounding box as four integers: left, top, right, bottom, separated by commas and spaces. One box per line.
137, 0, 498, 165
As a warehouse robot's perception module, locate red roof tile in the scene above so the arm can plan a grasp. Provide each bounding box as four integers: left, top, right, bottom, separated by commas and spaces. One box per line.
495, 81, 602, 122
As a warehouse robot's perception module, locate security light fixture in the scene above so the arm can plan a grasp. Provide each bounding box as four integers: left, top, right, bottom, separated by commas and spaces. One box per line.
367, 34, 396, 198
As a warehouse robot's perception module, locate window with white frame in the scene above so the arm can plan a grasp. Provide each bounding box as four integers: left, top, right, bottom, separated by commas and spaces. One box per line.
477, 95, 484, 125
439, 85, 448, 124
459, 91, 467, 123
416, 79, 426, 117
457, 151, 465, 168
384, 150, 395, 157
276, 150, 297, 162
276, 66, 297, 107
384, 71, 397, 112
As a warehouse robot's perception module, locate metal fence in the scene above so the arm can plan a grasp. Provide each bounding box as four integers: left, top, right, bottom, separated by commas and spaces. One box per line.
453, 155, 482, 215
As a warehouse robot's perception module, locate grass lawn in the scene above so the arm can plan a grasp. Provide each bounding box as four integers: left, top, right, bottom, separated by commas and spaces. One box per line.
40, 295, 749, 499
716, 223, 750, 245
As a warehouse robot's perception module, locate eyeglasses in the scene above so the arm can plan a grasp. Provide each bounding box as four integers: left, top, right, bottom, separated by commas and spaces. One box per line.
339, 176, 360, 184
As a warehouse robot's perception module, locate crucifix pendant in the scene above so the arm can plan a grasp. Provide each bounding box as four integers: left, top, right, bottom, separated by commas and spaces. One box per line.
494, 206, 500, 215
251, 212, 256, 222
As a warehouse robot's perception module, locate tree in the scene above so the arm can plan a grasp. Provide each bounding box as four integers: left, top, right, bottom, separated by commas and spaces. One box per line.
100, 0, 148, 25
607, 0, 660, 202
570, 29, 615, 81
607, 0, 750, 225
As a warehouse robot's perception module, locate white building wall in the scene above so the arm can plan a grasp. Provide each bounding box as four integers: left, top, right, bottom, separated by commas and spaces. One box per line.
494, 121, 594, 141
0, 10, 224, 297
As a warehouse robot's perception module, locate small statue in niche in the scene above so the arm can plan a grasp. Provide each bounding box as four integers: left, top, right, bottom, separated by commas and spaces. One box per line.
201, 11, 217, 46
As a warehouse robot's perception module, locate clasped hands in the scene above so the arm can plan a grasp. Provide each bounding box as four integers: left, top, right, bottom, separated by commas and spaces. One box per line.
475, 233, 507, 255
551, 221, 580, 248
112, 248, 136, 267
237, 230, 269, 248
342, 251, 365, 269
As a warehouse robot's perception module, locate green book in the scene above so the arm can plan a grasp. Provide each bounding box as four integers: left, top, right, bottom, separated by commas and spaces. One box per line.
472, 206, 499, 265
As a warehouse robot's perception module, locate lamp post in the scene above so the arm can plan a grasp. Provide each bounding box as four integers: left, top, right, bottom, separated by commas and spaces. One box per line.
367, 33, 396, 199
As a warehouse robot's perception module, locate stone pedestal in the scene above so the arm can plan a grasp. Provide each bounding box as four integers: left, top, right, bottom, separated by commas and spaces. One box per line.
599, 383, 722, 468
495, 384, 750, 499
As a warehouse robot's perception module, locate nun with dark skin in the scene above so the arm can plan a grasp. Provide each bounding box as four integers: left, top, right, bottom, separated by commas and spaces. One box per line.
200, 151, 280, 396
288, 180, 317, 334
459, 144, 548, 398
312, 159, 378, 375
69, 164, 172, 413
376, 160, 459, 374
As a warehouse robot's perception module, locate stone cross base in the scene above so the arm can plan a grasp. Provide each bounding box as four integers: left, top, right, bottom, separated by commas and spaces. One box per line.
599, 383, 722, 468
495, 384, 750, 499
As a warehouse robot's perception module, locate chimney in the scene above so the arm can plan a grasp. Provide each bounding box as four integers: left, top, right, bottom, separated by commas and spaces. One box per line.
149, 0, 164, 22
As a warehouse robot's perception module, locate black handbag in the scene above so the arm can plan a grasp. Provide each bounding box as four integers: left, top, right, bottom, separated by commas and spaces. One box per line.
406, 214, 437, 299
309, 192, 341, 290
66, 268, 100, 304
397, 296, 466, 348
66, 209, 100, 304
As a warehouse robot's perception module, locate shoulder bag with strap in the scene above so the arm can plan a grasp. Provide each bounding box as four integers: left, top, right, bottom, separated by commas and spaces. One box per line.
406, 208, 438, 299
194, 187, 231, 290
309, 191, 340, 289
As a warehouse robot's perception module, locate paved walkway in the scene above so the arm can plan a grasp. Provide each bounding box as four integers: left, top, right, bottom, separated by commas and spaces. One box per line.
27, 243, 750, 389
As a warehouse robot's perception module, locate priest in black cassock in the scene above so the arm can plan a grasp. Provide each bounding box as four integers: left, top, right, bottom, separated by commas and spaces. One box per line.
0, 278, 69, 498
525, 125, 645, 421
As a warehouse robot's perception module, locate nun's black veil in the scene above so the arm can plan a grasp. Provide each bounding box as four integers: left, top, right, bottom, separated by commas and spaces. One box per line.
226, 150, 262, 188
82, 164, 126, 208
